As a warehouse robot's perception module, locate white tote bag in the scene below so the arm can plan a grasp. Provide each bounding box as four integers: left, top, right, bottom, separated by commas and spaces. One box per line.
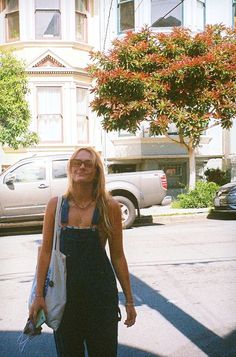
29, 196, 67, 331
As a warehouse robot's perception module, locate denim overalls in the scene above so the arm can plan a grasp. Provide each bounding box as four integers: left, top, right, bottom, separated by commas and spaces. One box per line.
54, 198, 120, 357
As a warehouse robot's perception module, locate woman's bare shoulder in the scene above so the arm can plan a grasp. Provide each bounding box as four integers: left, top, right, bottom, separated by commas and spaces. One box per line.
107, 197, 120, 210
46, 196, 59, 213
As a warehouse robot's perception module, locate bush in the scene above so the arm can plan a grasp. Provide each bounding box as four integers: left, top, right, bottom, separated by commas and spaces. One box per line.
172, 181, 219, 208
204, 168, 230, 186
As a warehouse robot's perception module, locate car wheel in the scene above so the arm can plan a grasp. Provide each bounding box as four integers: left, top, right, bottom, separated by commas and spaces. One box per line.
113, 196, 136, 229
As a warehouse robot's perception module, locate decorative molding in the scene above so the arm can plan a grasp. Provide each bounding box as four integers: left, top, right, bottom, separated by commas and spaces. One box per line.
26, 50, 89, 76
33, 54, 65, 68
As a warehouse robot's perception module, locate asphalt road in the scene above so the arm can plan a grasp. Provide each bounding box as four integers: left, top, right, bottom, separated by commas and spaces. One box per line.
0, 216, 236, 357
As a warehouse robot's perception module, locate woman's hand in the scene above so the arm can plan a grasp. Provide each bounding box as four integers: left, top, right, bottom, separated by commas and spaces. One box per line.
124, 304, 137, 327
29, 296, 47, 324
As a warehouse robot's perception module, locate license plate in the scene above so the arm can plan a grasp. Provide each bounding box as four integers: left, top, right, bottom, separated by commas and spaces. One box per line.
214, 197, 220, 206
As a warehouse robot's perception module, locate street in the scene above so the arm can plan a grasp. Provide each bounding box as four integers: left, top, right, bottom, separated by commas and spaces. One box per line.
0, 217, 236, 357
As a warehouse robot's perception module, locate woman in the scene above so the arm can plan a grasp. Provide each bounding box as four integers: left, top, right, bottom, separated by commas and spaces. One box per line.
29, 147, 137, 357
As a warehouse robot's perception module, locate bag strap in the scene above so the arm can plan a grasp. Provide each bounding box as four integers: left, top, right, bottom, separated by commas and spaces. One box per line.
53, 196, 63, 252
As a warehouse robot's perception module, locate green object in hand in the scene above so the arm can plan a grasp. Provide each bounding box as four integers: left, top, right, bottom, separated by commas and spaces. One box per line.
35, 309, 46, 328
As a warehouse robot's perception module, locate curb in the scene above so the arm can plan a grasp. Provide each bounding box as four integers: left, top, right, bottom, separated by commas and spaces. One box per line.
134, 212, 208, 226
152, 212, 208, 224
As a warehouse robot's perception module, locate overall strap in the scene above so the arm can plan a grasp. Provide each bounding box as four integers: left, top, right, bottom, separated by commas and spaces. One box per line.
91, 206, 100, 226
60, 197, 69, 225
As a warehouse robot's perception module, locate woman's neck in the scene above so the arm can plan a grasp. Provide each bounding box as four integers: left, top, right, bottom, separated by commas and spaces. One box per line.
71, 183, 94, 203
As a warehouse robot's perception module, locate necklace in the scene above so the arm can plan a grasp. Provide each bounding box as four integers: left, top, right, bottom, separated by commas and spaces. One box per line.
71, 198, 94, 210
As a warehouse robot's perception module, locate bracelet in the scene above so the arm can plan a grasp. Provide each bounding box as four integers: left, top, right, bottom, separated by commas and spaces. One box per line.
35, 295, 44, 298
125, 302, 134, 306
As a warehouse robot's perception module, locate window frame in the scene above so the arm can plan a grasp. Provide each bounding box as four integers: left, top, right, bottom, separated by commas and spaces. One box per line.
233, 0, 236, 29
196, 0, 205, 31
150, 0, 183, 29
76, 86, 89, 144
5, 0, 19, 42
35, 0, 61, 40
36, 86, 63, 143
75, 0, 88, 42
117, 0, 135, 33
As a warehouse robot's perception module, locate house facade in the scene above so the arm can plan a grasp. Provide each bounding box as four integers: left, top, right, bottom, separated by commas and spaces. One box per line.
0, 0, 102, 170
0, 0, 235, 191
99, 0, 236, 193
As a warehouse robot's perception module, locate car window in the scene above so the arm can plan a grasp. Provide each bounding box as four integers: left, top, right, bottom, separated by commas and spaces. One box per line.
5, 161, 46, 183
52, 160, 68, 179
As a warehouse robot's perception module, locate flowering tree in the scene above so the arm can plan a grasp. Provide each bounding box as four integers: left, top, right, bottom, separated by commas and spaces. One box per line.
88, 25, 236, 189
0, 50, 38, 149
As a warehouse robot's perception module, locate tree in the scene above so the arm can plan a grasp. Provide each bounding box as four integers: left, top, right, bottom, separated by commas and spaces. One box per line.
88, 25, 236, 189
0, 50, 38, 149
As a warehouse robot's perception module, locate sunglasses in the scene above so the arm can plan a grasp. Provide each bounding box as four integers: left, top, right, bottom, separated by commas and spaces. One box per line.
70, 159, 95, 169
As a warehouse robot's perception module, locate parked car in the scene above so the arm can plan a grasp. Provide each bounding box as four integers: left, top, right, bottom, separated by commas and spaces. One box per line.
0, 154, 171, 228
213, 181, 236, 213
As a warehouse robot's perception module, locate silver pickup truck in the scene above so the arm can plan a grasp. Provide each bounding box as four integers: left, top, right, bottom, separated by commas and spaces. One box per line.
0, 154, 170, 228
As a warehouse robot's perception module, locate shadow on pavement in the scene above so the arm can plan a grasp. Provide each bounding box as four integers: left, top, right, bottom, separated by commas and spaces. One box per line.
118, 274, 236, 357
207, 211, 236, 220
0, 331, 163, 357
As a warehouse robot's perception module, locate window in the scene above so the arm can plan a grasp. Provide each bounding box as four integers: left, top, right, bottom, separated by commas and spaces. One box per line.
108, 164, 136, 173
151, 0, 182, 27
5, 0, 19, 41
6, 162, 46, 183
196, 0, 205, 31
118, 0, 134, 32
75, 0, 87, 41
35, 0, 61, 39
158, 162, 187, 189
52, 160, 68, 179
76, 87, 89, 143
233, 0, 236, 28
37, 87, 62, 142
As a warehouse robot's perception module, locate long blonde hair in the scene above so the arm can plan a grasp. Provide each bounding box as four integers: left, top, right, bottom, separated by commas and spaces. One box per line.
65, 147, 112, 237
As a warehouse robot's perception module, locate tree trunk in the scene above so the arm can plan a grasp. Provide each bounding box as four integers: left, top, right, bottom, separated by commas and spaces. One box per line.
188, 146, 196, 190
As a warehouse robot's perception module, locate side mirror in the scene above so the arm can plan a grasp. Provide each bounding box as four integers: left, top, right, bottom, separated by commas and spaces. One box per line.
5, 175, 16, 185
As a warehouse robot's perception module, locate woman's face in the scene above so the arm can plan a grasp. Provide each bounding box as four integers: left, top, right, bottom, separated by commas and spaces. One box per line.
70, 150, 97, 184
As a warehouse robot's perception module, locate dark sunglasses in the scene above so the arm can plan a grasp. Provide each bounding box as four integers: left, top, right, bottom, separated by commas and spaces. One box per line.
70, 159, 94, 169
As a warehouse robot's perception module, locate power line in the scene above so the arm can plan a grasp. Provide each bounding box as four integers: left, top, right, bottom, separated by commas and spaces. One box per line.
151, 0, 185, 27
103, 0, 114, 51
103, 0, 185, 51
135, 0, 145, 12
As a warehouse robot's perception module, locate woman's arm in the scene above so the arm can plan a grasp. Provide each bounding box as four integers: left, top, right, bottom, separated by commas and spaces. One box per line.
29, 196, 57, 323
107, 198, 137, 327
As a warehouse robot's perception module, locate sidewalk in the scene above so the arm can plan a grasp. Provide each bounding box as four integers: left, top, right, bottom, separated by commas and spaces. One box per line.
137, 205, 210, 225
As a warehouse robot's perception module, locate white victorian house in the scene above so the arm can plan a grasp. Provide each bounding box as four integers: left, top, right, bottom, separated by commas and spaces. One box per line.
0, 0, 102, 170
